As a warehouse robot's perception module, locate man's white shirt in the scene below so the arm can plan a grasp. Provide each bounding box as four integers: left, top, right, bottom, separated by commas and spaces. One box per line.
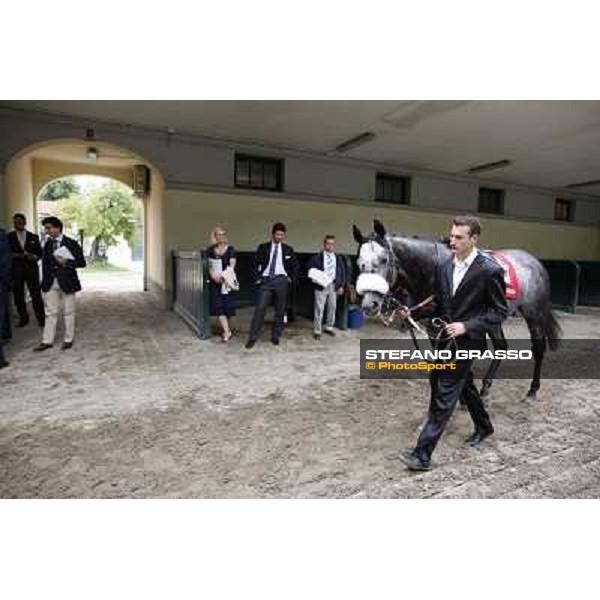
16, 229, 26, 250
452, 246, 478, 295
262, 242, 287, 277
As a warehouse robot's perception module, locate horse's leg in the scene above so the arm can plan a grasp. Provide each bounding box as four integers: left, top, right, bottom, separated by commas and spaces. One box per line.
523, 316, 546, 399
527, 338, 546, 399
480, 327, 507, 400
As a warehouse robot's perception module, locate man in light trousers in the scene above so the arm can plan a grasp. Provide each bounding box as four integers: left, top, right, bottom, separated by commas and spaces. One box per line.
308, 235, 346, 341
34, 216, 86, 352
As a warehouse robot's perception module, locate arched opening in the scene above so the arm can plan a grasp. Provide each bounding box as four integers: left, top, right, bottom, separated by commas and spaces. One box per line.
36, 175, 144, 292
4, 138, 166, 305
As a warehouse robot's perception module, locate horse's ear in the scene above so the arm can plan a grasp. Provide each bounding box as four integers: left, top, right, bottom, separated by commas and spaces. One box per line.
373, 219, 386, 238
352, 224, 365, 244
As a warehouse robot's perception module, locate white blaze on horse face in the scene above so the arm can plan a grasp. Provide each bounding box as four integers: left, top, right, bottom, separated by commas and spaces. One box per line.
357, 241, 390, 297
358, 240, 387, 274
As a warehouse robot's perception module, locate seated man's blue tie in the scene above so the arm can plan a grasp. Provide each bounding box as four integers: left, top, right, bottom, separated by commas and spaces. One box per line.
268, 244, 278, 278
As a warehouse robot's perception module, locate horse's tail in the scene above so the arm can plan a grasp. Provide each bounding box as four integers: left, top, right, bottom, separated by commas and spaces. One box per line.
545, 309, 562, 351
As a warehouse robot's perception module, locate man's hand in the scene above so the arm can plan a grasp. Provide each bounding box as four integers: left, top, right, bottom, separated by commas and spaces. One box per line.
444, 322, 467, 337
336, 287, 344, 296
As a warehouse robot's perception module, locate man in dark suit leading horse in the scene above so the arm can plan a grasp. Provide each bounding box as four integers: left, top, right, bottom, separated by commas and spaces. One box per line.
402, 215, 509, 471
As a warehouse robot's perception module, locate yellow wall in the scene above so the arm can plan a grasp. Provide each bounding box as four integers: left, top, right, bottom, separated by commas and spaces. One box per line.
4, 154, 34, 228
145, 170, 166, 305
3, 143, 168, 306
31, 158, 134, 198
164, 189, 600, 260
5, 152, 599, 310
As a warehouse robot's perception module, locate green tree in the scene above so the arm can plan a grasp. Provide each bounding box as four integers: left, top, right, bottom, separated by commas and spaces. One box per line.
55, 180, 139, 262
39, 178, 80, 202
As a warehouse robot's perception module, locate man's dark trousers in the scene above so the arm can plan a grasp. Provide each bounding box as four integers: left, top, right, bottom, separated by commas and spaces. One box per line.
413, 358, 493, 463
13, 263, 45, 325
248, 275, 289, 342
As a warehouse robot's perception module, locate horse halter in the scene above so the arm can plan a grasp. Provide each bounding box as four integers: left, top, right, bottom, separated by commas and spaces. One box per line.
376, 234, 404, 297
377, 237, 458, 356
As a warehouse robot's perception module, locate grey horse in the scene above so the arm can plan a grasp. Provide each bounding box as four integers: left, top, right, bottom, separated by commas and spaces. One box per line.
353, 219, 561, 399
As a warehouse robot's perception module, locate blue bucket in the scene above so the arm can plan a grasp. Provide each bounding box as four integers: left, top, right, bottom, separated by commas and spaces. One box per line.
347, 307, 363, 329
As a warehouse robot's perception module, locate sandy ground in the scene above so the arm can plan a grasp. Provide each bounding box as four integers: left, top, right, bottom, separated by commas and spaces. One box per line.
1, 273, 600, 498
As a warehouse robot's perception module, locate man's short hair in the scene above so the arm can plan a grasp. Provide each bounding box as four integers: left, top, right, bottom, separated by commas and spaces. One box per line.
41, 216, 64, 232
272, 222, 287, 234
452, 215, 481, 237
13, 213, 26, 221
324, 234, 336, 242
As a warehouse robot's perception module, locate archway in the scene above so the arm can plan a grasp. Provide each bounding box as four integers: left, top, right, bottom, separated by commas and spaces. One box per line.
4, 139, 166, 305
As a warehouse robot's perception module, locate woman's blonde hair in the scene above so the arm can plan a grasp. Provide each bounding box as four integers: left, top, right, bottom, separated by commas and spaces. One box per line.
210, 225, 228, 245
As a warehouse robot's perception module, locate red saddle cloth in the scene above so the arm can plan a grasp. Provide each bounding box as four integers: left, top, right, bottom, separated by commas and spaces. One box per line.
489, 251, 520, 299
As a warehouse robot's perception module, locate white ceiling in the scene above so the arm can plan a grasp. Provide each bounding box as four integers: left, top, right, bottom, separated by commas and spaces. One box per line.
4, 100, 600, 193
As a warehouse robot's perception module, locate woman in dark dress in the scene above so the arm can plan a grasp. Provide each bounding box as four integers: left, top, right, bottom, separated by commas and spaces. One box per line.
207, 226, 237, 342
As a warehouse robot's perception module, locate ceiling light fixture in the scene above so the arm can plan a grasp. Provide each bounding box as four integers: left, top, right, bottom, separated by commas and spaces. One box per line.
467, 159, 512, 174
335, 132, 376, 153
566, 179, 600, 189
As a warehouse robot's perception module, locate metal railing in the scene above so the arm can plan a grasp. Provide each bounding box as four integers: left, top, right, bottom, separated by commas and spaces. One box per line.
172, 251, 211, 339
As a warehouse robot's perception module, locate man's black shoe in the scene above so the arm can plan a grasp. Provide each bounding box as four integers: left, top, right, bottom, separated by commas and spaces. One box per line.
271, 337, 280, 346
62, 341, 73, 350
405, 454, 431, 471
245, 340, 256, 349
313, 333, 321, 341
33, 343, 53, 352
464, 428, 494, 447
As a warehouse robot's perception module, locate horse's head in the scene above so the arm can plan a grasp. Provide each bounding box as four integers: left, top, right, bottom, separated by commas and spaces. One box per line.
353, 221, 450, 319
353, 219, 402, 317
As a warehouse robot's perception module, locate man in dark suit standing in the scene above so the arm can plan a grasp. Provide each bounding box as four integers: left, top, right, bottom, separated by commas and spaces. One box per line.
245, 222, 299, 349
7, 213, 45, 328
403, 215, 508, 471
308, 234, 346, 340
0, 226, 12, 369
34, 216, 86, 352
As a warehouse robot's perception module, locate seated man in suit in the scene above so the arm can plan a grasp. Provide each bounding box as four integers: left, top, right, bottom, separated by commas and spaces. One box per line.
0, 227, 12, 369
8, 213, 45, 328
401, 215, 508, 471
245, 222, 299, 349
308, 234, 346, 340
34, 216, 86, 352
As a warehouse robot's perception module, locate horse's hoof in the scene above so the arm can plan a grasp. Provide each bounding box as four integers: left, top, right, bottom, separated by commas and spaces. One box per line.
526, 389, 538, 400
